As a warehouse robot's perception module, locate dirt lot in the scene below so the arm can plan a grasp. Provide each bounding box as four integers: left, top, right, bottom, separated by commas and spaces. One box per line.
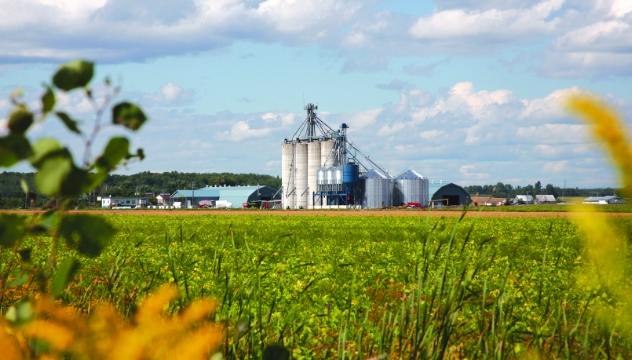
5, 209, 632, 218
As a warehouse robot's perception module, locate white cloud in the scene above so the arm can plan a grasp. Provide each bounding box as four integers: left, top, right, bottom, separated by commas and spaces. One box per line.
540, 0, 632, 77
143, 82, 194, 106
0, 0, 372, 63
217, 120, 272, 142
542, 160, 568, 173
409, 0, 563, 45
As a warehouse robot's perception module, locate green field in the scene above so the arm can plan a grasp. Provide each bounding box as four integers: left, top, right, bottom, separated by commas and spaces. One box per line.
4, 213, 632, 359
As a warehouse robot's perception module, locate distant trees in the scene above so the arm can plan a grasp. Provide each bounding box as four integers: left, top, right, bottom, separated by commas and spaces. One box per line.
0, 171, 283, 207
463, 182, 619, 198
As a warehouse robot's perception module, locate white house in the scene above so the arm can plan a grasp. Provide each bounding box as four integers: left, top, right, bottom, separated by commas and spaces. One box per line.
513, 195, 533, 204
101, 196, 147, 209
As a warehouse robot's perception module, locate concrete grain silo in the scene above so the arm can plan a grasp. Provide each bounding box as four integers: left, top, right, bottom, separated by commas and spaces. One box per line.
295, 142, 309, 209
281, 143, 295, 209
307, 141, 321, 207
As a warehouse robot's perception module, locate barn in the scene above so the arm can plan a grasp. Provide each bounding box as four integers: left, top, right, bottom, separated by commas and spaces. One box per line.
429, 182, 472, 206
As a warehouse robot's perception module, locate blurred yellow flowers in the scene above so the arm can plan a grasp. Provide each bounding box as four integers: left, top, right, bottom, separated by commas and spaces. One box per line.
567, 94, 632, 330
0, 285, 222, 360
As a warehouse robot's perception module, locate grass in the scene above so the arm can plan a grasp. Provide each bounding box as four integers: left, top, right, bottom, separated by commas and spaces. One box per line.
4, 212, 632, 358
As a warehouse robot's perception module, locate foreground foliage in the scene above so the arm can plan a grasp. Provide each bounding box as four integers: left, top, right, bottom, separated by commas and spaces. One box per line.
2, 212, 630, 358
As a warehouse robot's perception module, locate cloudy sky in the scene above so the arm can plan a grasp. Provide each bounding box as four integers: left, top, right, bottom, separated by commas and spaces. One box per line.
1, 0, 631, 188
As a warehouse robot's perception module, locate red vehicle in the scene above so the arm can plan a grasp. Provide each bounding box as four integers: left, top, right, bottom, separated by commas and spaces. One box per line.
407, 202, 423, 208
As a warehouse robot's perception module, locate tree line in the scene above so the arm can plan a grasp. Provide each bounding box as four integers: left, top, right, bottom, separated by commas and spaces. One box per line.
463, 181, 620, 199
0, 171, 281, 208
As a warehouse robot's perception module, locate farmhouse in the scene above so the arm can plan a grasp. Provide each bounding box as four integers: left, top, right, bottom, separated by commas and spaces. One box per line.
535, 195, 557, 204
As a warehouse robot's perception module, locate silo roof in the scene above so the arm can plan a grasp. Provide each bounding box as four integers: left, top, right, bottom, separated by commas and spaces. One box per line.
395, 169, 426, 180
360, 169, 388, 179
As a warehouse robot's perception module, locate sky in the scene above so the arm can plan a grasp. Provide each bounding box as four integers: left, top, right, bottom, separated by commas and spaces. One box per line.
1, 0, 632, 189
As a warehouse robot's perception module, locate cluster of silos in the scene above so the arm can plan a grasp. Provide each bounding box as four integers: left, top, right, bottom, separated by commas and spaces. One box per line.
358, 169, 429, 209
282, 139, 335, 209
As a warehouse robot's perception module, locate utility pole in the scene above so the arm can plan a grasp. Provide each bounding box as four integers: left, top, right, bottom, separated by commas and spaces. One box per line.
191, 181, 195, 209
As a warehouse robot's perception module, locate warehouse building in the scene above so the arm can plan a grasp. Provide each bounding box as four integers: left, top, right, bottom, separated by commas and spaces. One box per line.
171, 185, 280, 208
429, 182, 472, 207
582, 196, 628, 205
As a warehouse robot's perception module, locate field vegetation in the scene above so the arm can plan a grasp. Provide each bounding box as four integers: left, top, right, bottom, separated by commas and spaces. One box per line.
3, 212, 632, 359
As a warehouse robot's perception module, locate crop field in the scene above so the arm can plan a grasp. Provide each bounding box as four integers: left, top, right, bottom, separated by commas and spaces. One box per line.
3, 211, 632, 359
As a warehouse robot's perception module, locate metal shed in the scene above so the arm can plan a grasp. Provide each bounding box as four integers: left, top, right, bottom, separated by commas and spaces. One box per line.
430, 183, 471, 206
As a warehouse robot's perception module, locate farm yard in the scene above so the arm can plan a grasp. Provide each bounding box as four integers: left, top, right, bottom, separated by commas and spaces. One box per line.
3, 210, 632, 358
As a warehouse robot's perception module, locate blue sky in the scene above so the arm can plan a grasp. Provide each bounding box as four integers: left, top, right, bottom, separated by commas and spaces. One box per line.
1, 0, 632, 189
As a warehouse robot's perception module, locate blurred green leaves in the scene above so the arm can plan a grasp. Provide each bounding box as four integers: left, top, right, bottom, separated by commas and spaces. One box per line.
95, 137, 131, 172
0, 59, 146, 305
112, 102, 147, 130
55, 112, 81, 134
0, 214, 26, 247
52, 60, 94, 91
60, 215, 116, 257
8, 105, 34, 134
0, 134, 31, 167
41, 86, 56, 114
52, 259, 80, 297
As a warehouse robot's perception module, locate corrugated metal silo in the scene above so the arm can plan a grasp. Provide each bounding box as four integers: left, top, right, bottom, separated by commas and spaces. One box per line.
360, 169, 391, 209
333, 166, 343, 192
317, 167, 326, 192
295, 143, 309, 209
326, 167, 334, 192
281, 143, 295, 209
320, 139, 334, 167
307, 141, 321, 208
394, 169, 429, 206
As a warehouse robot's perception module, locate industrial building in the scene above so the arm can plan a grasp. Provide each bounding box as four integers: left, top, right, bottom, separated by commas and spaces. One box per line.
281, 103, 451, 209
429, 182, 472, 206
582, 195, 628, 205
171, 185, 281, 208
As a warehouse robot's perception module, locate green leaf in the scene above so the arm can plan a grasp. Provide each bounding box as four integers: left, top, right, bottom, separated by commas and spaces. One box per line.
112, 102, 147, 131
95, 136, 130, 171
8, 272, 29, 288
59, 215, 116, 257
51, 259, 80, 298
0, 214, 26, 247
0, 134, 32, 167
28, 138, 63, 168
59, 167, 91, 197
136, 148, 145, 161
8, 105, 34, 134
52, 60, 94, 91
35, 150, 74, 196
41, 85, 56, 113
20, 178, 29, 194
55, 112, 81, 134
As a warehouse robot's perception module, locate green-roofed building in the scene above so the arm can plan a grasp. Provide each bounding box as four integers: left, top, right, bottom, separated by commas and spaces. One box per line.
171, 185, 280, 208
